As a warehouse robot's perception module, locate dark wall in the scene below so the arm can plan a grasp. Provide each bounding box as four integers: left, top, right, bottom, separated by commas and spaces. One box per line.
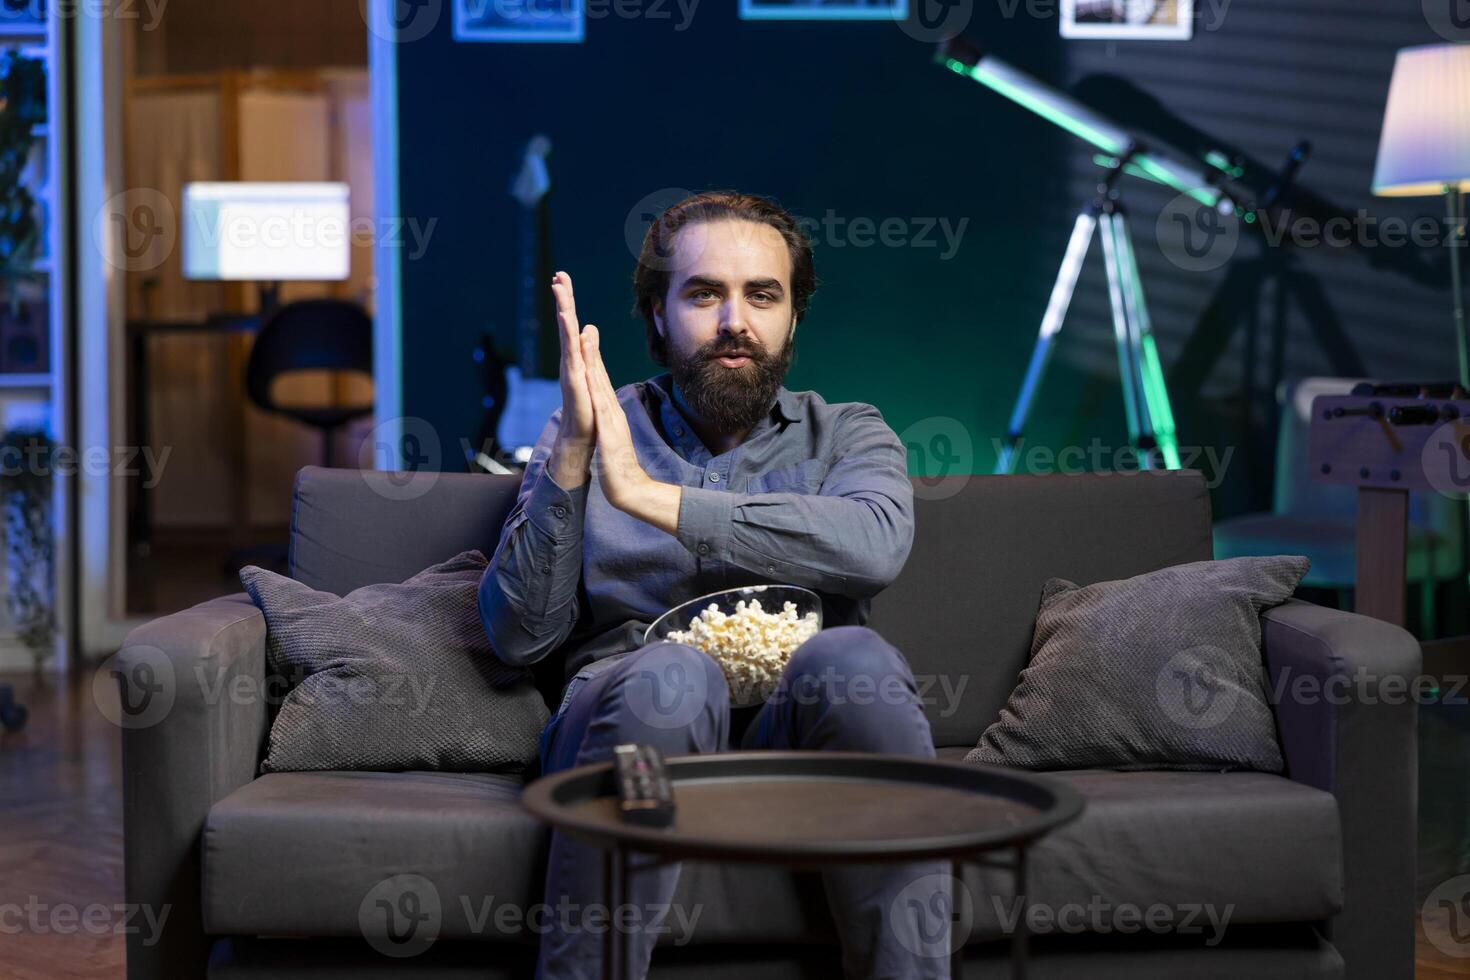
395, 0, 1454, 518
394, 4, 1074, 478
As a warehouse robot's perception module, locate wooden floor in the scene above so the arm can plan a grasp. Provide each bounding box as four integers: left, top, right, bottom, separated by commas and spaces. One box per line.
2, 670, 1468, 979
1, 672, 125, 980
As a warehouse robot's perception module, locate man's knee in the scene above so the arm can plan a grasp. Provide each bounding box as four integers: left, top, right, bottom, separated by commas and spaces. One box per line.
601, 641, 729, 741
773, 627, 933, 755
786, 626, 912, 686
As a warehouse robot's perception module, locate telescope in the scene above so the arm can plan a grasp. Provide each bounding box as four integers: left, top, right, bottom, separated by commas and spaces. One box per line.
936, 35, 1236, 473
938, 36, 1236, 213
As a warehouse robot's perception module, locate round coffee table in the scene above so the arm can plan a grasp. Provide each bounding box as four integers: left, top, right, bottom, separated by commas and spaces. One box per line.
522, 750, 1083, 979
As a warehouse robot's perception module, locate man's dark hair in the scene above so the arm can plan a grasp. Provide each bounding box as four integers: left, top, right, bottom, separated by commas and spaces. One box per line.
632, 190, 816, 367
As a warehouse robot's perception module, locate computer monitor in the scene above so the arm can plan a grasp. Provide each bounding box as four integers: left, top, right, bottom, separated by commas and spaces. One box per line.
182, 182, 351, 282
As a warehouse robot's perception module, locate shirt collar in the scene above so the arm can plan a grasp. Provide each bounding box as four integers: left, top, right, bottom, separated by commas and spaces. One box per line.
771, 385, 802, 425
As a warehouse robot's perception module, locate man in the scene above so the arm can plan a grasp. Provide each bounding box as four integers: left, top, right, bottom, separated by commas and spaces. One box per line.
479, 191, 946, 979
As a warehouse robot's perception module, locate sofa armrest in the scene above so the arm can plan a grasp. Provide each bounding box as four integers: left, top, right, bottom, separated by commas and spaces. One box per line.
116, 593, 270, 980
1261, 598, 1420, 980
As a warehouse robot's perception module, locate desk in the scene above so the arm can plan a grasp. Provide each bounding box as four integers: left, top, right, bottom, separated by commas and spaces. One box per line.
126, 315, 262, 556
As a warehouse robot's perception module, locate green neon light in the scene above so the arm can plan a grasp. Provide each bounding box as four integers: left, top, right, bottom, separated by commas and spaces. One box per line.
1139, 334, 1181, 469
1204, 151, 1245, 180
952, 56, 1220, 208
1091, 154, 1164, 186
1132, 154, 1220, 207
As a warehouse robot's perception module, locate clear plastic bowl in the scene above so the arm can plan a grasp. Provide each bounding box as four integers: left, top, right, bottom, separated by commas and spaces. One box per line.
644, 585, 823, 707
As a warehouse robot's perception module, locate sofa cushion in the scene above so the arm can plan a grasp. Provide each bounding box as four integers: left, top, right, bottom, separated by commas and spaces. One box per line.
203, 761, 1342, 944
967, 555, 1307, 773
241, 551, 548, 774
937, 749, 1343, 941
202, 768, 831, 945
869, 472, 1214, 748
203, 770, 547, 940
208, 926, 1345, 980
289, 467, 520, 597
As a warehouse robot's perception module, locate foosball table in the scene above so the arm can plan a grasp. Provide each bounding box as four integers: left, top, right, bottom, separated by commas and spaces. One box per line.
1310, 381, 1470, 672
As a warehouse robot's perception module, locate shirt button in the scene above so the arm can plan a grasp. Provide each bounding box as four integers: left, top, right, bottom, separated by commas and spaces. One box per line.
552, 505, 566, 519
674, 427, 685, 436
542, 565, 552, 574
708, 472, 720, 483
697, 543, 710, 555
767, 564, 776, 573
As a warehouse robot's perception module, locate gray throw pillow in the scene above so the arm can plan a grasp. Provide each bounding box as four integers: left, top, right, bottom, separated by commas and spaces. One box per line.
241, 550, 548, 775
966, 555, 1309, 773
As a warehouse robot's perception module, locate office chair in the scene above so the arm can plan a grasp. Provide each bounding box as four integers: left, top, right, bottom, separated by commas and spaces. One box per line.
1214, 376, 1464, 635
225, 300, 374, 575
246, 299, 374, 468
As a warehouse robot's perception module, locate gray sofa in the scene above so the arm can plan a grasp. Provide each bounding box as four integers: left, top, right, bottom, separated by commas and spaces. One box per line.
117, 466, 1419, 979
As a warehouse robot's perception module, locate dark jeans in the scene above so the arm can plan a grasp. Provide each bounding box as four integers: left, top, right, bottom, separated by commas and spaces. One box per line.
535, 625, 950, 980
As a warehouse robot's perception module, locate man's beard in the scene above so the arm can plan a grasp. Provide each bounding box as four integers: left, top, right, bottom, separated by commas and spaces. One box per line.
669, 333, 793, 436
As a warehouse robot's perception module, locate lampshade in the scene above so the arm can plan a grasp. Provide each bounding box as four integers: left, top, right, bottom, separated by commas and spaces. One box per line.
1372, 43, 1470, 197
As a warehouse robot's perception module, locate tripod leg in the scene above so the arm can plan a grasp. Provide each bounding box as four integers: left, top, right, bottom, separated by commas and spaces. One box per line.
1113, 212, 1181, 469
1099, 212, 1151, 467
995, 213, 1098, 474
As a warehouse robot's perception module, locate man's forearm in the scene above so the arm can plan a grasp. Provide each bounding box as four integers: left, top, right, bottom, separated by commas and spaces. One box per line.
479, 418, 588, 666
548, 434, 592, 492
675, 484, 912, 597
611, 477, 683, 536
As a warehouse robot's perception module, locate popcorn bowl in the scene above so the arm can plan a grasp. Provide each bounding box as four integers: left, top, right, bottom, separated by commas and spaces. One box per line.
644, 585, 824, 708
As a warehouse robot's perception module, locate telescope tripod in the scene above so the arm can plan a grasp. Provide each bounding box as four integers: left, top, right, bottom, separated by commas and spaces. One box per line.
994, 179, 1182, 474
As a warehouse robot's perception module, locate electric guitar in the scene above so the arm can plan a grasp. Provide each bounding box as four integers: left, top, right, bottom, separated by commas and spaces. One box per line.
495, 134, 562, 463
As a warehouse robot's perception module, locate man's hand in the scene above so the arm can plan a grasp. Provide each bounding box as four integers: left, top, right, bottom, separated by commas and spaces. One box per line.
547, 271, 595, 489
580, 324, 683, 535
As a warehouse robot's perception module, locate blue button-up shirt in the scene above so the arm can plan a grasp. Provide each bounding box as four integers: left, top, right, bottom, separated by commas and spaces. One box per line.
479, 371, 915, 679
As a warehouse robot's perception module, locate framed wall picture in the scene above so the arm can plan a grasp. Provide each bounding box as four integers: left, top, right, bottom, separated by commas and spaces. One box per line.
739, 0, 907, 22
453, 0, 585, 42
0, 0, 44, 37
1060, 0, 1192, 40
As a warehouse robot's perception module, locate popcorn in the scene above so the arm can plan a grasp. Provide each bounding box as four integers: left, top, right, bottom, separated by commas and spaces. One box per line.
664, 598, 821, 704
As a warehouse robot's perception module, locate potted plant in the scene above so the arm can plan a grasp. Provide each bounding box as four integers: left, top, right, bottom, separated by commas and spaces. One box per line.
0, 427, 54, 672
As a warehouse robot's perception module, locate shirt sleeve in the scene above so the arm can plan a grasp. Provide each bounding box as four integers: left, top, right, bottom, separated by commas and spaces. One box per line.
674, 403, 914, 597
478, 408, 588, 667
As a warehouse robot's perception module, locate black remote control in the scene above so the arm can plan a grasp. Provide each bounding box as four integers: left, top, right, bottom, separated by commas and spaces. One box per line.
613, 744, 676, 828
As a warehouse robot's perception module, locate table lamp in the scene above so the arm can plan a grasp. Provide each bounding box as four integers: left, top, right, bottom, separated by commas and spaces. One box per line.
1372, 42, 1470, 386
